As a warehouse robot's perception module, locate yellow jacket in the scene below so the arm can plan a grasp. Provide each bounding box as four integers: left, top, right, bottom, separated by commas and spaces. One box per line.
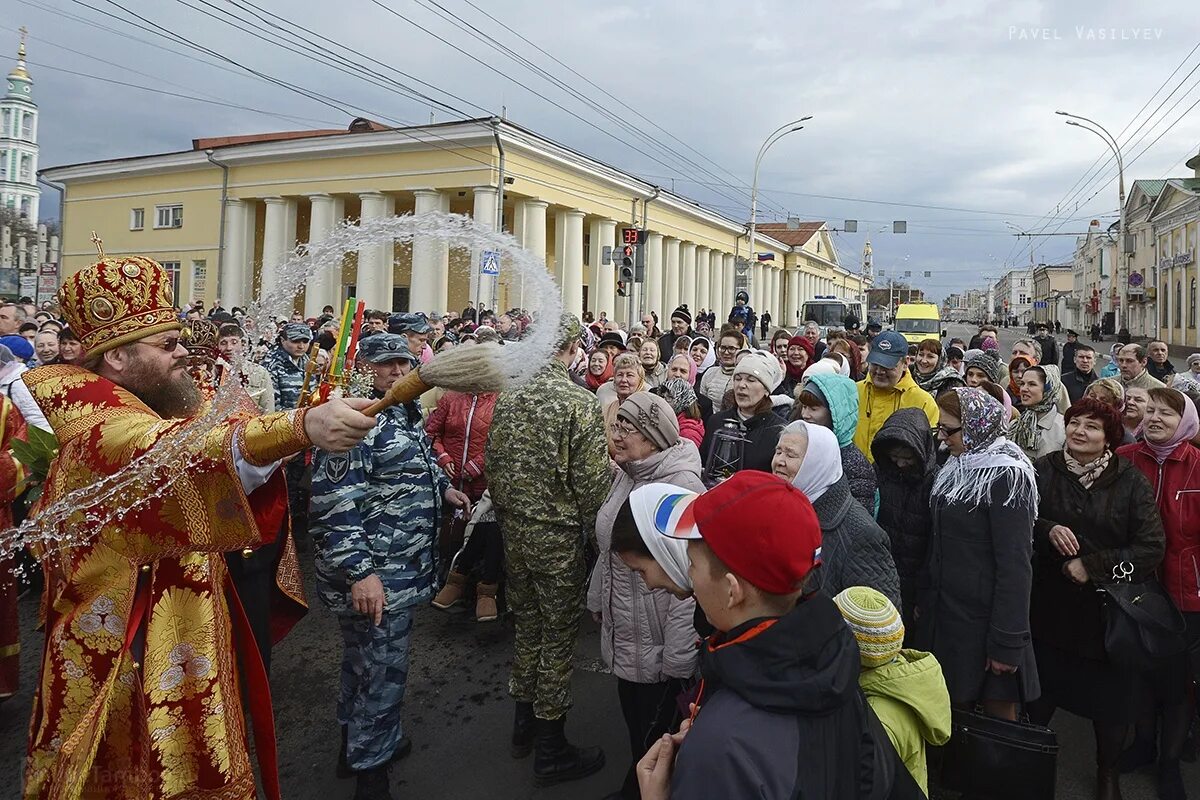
854, 371, 939, 462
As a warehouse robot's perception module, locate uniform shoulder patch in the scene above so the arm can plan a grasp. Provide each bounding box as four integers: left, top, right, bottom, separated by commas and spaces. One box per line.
324, 455, 350, 484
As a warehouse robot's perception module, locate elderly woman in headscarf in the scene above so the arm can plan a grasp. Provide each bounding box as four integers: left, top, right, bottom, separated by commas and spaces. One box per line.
587, 392, 702, 800
913, 387, 1040, 722
1012, 365, 1066, 460
651, 377, 705, 449
1029, 397, 1165, 800
791, 372, 876, 512
770, 420, 901, 609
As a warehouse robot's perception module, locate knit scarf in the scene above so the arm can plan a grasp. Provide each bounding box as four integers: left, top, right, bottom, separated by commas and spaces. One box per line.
1011, 369, 1061, 453
932, 387, 1038, 510
1063, 448, 1112, 490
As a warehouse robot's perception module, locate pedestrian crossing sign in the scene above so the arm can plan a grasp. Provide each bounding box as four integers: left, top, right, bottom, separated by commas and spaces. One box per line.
480, 250, 500, 275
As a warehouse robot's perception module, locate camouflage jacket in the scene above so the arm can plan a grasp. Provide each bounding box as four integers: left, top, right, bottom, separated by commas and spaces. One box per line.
265, 347, 309, 410
310, 400, 449, 614
485, 360, 609, 535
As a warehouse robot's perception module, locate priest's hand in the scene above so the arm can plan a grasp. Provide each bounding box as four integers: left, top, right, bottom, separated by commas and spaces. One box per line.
305, 398, 378, 452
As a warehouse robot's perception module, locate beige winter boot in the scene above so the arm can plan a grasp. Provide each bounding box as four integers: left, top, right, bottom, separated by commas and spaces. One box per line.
432, 571, 468, 610
475, 582, 500, 622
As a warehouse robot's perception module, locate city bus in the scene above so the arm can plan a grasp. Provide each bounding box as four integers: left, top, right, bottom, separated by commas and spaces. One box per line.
798, 296, 864, 337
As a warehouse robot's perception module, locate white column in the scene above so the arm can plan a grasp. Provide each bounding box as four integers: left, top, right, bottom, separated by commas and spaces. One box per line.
471, 186, 498, 310
722, 253, 734, 319
305, 193, 337, 317
710, 251, 724, 314
411, 189, 449, 315
261, 197, 297, 300
771, 267, 781, 320
220, 198, 248, 307
588, 218, 617, 319
644, 232, 664, 322
357, 192, 390, 310
517, 199, 548, 312
662, 237, 681, 316
695, 247, 710, 321
680, 242, 697, 320
786, 268, 800, 326
555, 209, 585, 320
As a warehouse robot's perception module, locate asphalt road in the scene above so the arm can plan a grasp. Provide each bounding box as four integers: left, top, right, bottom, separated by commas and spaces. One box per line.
2, 326, 1195, 800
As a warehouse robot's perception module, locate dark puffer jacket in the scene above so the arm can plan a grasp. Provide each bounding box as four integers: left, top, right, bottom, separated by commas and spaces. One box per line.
700, 407, 786, 476
871, 408, 938, 622
811, 477, 903, 612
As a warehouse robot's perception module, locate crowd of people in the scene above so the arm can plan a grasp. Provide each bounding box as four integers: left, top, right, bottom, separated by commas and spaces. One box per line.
2, 262, 1200, 800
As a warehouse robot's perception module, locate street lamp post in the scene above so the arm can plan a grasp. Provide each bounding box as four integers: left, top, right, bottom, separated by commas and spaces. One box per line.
1057, 111, 1127, 331
748, 117, 811, 301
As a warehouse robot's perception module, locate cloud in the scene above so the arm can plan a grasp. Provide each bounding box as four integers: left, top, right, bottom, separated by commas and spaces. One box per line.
15, 0, 1200, 301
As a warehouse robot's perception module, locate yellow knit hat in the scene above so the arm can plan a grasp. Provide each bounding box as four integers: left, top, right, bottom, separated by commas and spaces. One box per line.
834, 586, 904, 668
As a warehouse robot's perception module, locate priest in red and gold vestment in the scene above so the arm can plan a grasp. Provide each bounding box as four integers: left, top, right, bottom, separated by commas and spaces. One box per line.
0, 393, 29, 701
22, 250, 377, 800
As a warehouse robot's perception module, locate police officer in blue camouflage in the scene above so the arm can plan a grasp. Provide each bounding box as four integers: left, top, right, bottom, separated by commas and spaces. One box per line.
265, 321, 313, 410
267, 321, 315, 543
310, 333, 470, 800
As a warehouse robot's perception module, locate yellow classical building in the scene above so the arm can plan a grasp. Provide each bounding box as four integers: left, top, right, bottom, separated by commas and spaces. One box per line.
42, 117, 866, 325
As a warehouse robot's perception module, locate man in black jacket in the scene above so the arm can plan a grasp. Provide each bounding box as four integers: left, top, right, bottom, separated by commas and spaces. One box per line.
657, 305, 694, 362
1061, 344, 1099, 404
1060, 329, 1081, 368
1033, 323, 1059, 367
636, 472, 904, 800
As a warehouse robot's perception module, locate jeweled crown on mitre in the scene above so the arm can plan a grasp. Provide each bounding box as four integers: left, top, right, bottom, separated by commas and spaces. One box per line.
58, 244, 181, 358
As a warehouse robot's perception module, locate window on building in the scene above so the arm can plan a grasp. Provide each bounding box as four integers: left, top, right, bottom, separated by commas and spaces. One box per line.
1019, 278, 1026, 287
19, 196, 30, 219
19, 155, 31, 182
1191, 278, 1197, 329
20, 112, 32, 139
191, 260, 207, 299
1163, 283, 1170, 327
130, 208, 145, 230
160, 261, 181, 301
0, 151, 6, 180
154, 204, 184, 229
1177, 280, 1183, 327
0, 109, 8, 136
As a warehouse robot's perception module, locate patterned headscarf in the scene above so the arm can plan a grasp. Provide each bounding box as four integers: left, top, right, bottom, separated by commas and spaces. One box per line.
932, 387, 1038, 511
1011, 366, 1060, 453
656, 377, 698, 415
964, 352, 1001, 385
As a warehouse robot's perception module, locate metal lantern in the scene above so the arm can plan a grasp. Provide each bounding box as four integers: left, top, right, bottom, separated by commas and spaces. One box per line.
704, 419, 747, 485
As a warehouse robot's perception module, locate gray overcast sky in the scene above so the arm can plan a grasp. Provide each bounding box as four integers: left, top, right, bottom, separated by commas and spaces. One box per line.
10, 0, 1200, 301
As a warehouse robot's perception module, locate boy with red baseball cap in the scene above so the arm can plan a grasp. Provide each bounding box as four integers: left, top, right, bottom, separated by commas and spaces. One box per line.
633, 471, 912, 800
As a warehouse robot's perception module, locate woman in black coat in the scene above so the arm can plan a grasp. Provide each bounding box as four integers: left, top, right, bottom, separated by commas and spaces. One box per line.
871, 407, 938, 626
914, 387, 1040, 722
700, 353, 785, 479
1028, 397, 1165, 800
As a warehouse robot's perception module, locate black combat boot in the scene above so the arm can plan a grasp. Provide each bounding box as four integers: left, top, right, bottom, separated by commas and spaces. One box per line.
532, 716, 605, 787
352, 764, 393, 800
511, 701, 535, 758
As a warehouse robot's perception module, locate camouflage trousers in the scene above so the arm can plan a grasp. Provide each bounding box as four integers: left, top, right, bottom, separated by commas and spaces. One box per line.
501, 521, 586, 720
336, 608, 414, 771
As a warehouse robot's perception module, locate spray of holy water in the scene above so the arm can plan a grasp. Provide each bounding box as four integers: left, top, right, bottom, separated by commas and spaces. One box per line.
0, 211, 562, 582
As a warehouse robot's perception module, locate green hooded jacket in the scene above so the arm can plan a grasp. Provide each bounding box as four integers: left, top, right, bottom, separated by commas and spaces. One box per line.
858, 648, 952, 794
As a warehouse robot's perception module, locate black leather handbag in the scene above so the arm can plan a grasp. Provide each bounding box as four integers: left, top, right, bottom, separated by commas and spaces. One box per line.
1099, 551, 1187, 673
940, 684, 1059, 800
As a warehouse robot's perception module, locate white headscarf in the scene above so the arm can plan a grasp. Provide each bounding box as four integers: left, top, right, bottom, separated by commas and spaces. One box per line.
628, 483, 695, 591
782, 420, 843, 502
694, 337, 716, 373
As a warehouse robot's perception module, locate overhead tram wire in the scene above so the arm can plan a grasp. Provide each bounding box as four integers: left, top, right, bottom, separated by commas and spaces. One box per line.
71, 0, 676, 205
362, 0, 791, 220
454, 0, 767, 205
406, 0, 790, 219
1013, 41, 1200, 266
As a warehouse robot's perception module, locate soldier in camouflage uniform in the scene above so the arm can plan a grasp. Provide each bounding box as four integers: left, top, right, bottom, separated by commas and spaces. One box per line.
266, 322, 314, 543
311, 333, 470, 800
484, 313, 611, 787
